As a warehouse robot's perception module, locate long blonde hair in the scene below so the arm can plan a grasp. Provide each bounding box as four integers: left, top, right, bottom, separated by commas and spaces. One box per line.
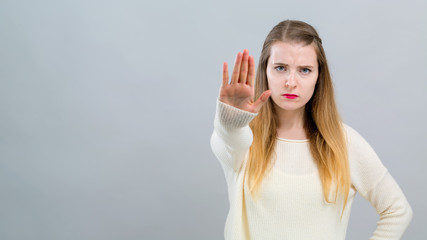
246, 20, 350, 220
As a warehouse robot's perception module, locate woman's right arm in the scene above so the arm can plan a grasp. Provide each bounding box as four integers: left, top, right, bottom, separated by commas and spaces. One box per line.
210, 98, 257, 173
210, 49, 271, 173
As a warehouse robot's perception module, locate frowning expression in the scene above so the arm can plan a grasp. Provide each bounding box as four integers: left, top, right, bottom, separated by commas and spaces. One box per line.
266, 41, 319, 113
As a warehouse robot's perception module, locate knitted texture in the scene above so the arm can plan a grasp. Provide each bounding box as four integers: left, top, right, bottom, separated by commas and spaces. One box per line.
210, 98, 413, 240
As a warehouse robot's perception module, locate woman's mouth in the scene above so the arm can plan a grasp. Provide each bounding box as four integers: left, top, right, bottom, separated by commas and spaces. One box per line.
283, 94, 298, 99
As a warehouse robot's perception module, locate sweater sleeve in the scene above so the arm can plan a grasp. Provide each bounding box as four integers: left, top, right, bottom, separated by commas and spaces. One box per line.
210, 98, 258, 173
344, 123, 413, 239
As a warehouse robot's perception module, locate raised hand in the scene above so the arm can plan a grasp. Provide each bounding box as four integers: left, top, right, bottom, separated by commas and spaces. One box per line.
219, 49, 271, 113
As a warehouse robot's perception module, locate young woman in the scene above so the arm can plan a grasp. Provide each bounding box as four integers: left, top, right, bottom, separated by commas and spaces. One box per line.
210, 20, 413, 240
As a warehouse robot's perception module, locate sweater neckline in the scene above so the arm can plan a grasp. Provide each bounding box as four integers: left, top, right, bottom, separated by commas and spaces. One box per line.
276, 137, 309, 143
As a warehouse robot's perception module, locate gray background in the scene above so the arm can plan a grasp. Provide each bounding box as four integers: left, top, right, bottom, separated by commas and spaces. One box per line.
0, 0, 425, 239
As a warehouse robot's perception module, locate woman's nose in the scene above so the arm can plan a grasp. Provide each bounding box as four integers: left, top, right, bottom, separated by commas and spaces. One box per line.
285, 72, 297, 88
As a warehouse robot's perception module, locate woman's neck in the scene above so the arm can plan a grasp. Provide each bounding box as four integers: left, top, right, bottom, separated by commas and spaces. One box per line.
275, 107, 308, 139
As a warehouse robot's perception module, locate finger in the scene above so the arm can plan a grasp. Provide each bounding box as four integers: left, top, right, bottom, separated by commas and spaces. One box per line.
247, 55, 255, 86
230, 52, 242, 84
222, 62, 229, 87
239, 49, 249, 84
253, 90, 271, 113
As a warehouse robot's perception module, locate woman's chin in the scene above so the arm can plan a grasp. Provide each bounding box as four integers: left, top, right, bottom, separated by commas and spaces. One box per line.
274, 104, 305, 113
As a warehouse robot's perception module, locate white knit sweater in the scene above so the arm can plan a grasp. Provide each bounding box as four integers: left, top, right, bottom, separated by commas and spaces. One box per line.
210, 98, 413, 240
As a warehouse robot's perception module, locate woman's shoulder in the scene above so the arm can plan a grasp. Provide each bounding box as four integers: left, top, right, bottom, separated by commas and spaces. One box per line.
341, 122, 357, 135
340, 122, 389, 195
340, 121, 387, 168
340, 122, 366, 144
340, 122, 381, 157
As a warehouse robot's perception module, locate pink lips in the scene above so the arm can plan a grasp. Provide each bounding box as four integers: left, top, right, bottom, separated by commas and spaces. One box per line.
283, 94, 298, 99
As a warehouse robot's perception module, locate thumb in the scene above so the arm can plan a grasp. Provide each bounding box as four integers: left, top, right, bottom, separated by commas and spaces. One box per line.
253, 90, 271, 113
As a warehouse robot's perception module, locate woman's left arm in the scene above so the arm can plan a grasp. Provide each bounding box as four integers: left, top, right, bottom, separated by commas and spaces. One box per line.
363, 170, 413, 239
344, 124, 413, 240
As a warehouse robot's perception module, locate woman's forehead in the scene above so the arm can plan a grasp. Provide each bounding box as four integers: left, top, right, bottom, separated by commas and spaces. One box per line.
269, 41, 317, 66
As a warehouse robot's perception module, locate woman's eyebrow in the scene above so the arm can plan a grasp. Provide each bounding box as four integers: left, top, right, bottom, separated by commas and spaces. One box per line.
273, 62, 314, 68
299, 65, 315, 68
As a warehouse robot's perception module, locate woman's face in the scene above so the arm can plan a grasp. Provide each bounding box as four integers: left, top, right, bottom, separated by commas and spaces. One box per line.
266, 41, 319, 114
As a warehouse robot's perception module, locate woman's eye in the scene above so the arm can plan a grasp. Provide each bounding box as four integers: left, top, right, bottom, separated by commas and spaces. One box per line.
301, 68, 311, 74
275, 66, 286, 71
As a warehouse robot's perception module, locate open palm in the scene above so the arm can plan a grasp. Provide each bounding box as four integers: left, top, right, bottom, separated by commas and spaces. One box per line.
219, 49, 271, 113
